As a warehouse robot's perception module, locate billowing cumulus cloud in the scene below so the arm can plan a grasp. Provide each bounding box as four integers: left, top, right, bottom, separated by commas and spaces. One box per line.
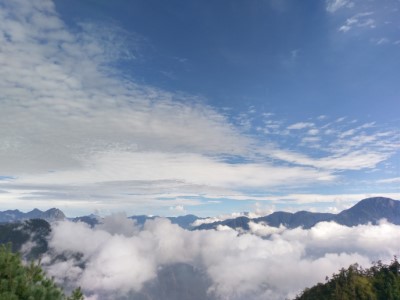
42, 217, 400, 300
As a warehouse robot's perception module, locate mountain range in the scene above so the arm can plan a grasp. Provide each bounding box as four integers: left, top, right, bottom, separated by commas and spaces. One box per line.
0, 208, 65, 223
0, 196, 399, 300
1, 197, 399, 231
129, 214, 202, 230
195, 197, 400, 231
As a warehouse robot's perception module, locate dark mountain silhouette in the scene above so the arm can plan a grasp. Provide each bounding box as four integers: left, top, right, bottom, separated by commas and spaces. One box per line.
129, 215, 157, 227
169, 214, 201, 229
25, 208, 44, 219
129, 214, 203, 230
255, 211, 336, 229
0, 208, 202, 230
203, 216, 252, 231
71, 214, 101, 227
335, 197, 400, 226
1, 197, 399, 231
0, 219, 51, 259
0, 208, 65, 223
195, 197, 400, 231
0, 209, 25, 222
41, 208, 65, 221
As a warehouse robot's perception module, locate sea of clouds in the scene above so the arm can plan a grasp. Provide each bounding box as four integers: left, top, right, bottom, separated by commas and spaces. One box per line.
39, 215, 400, 300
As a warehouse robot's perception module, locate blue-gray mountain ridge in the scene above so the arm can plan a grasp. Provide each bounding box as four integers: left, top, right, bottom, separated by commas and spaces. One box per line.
0, 208, 65, 223
0, 197, 399, 230
195, 197, 400, 231
0, 197, 399, 300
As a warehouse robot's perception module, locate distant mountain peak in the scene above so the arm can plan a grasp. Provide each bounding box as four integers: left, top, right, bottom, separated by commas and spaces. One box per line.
5, 209, 22, 213
336, 197, 400, 226
45, 208, 63, 213
0, 207, 65, 223
195, 197, 400, 231
1, 197, 399, 230
352, 196, 396, 207
43, 208, 66, 221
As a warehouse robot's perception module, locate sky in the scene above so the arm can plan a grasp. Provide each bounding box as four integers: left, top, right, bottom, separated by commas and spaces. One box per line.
0, 0, 399, 217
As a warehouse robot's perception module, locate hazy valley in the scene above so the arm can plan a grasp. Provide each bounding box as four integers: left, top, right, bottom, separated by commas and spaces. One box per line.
1, 197, 400, 299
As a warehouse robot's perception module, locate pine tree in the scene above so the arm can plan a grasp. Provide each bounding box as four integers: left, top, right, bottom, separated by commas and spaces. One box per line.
295, 258, 400, 300
0, 243, 83, 300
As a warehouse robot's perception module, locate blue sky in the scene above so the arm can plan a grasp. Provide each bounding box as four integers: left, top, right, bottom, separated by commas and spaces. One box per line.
0, 0, 399, 217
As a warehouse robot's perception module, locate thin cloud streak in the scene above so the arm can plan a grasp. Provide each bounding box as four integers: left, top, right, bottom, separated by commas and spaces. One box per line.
326, 0, 354, 13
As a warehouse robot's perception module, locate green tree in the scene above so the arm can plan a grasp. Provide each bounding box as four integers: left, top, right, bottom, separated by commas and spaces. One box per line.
0, 243, 83, 300
295, 258, 400, 300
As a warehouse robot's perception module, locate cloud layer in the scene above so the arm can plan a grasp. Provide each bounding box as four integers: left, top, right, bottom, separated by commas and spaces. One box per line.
0, 0, 399, 215
42, 217, 400, 300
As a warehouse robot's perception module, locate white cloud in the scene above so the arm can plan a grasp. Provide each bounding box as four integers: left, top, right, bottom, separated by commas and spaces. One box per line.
268, 147, 389, 170
169, 205, 186, 214
339, 25, 352, 32
0, 0, 343, 213
192, 206, 276, 226
1, 0, 399, 214
287, 122, 314, 130
301, 136, 320, 144
339, 128, 356, 138
43, 218, 400, 300
377, 177, 400, 184
260, 193, 400, 204
188, 193, 400, 214
376, 37, 390, 45
15, 151, 335, 188
0, 0, 252, 176
339, 12, 375, 33
192, 217, 225, 227
268, 118, 400, 171
335, 117, 346, 122
307, 129, 319, 135
248, 222, 286, 236
326, 0, 354, 13
95, 213, 139, 237
3, 108, 397, 214
0, 151, 335, 215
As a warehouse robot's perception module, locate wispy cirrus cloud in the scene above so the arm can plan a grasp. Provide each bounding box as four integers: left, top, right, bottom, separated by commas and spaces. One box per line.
339, 12, 375, 32
0, 0, 251, 173
287, 122, 314, 130
327, 0, 400, 41
377, 177, 400, 184
261, 115, 400, 172
269, 148, 390, 170
326, 0, 354, 13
